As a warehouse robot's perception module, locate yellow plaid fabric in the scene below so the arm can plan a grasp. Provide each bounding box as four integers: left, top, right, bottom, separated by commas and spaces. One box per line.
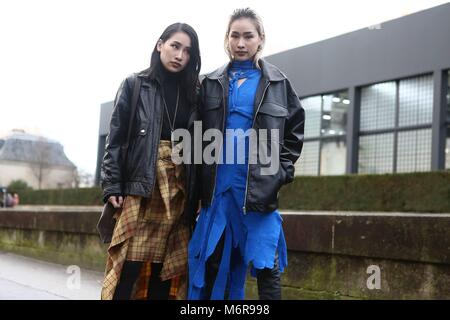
101, 140, 189, 300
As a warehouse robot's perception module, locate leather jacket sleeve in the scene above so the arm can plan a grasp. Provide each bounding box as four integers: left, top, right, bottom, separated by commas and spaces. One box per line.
280, 80, 305, 184
100, 76, 133, 203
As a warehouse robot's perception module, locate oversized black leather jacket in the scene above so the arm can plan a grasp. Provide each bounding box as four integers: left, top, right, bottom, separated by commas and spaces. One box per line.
199, 59, 305, 213
100, 70, 199, 225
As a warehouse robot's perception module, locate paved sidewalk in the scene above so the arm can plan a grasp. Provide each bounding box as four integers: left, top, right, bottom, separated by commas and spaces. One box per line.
0, 251, 103, 300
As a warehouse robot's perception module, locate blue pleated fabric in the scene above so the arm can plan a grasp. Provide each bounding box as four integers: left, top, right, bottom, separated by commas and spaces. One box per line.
188, 60, 288, 300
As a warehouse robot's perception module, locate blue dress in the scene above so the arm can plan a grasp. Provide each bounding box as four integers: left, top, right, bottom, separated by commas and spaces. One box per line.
188, 60, 288, 300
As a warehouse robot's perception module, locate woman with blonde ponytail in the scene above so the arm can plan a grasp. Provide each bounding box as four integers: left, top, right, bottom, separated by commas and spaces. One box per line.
188, 8, 305, 300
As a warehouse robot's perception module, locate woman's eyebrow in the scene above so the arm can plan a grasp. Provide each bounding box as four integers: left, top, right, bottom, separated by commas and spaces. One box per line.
230, 31, 254, 36
171, 40, 190, 49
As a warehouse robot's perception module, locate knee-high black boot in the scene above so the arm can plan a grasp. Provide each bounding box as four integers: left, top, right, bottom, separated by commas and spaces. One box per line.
256, 254, 281, 300
205, 235, 225, 299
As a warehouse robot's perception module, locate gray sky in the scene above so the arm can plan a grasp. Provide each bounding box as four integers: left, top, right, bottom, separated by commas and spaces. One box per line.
0, 0, 447, 176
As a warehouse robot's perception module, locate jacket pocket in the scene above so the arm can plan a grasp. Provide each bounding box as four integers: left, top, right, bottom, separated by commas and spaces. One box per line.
256, 103, 288, 142
258, 102, 288, 117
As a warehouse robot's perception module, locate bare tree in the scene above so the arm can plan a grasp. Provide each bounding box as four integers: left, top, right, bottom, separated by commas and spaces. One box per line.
29, 138, 51, 190
77, 169, 95, 188
74, 169, 94, 188
72, 168, 80, 188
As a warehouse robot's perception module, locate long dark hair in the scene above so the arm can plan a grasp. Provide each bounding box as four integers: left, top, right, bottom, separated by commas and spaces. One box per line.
141, 23, 201, 106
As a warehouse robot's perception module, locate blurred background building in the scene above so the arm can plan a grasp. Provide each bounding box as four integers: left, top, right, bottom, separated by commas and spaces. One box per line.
0, 129, 77, 189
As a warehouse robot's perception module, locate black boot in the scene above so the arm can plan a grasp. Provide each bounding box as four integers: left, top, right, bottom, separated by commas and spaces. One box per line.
256, 255, 281, 300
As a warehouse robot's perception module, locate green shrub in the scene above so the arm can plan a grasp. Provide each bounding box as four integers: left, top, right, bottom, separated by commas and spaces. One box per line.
7, 180, 33, 193
17, 172, 450, 212
19, 187, 103, 206
279, 171, 450, 213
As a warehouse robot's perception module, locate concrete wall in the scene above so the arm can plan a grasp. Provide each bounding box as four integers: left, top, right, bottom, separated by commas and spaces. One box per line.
0, 206, 107, 271
0, 207, 449, 299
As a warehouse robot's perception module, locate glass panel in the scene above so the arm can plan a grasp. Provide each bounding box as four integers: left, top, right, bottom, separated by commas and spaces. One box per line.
397, 129, 432, 172
301, 96, 322, 138
360, 81, 396, 131
296, 141, 320, 176
321, 91, 349, 137
358, 133, 394, 174
320, 137, 346, 175
446, 126, 450, 170
447, 70, 450, 123
445, 71, 450, 169
398, 74, 433, 126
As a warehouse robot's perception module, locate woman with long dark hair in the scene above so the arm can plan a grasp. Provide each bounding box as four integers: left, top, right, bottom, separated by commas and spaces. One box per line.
188, 8, 304, 300
100, 22, 201, 300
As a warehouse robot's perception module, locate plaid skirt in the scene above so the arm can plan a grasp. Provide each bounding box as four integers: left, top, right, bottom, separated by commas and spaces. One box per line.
101, 140, 190, 300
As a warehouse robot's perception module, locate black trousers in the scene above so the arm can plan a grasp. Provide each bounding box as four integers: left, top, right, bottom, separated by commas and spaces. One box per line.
113, 261, 171, 300
205, 235, 282, 300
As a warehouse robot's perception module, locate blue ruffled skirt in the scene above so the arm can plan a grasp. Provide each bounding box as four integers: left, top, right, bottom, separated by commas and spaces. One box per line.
188, 185, 287, 300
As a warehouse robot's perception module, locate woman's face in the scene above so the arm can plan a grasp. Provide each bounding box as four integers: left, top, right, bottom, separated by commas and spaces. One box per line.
227, 18, 263, 61
157, 31, 191, 73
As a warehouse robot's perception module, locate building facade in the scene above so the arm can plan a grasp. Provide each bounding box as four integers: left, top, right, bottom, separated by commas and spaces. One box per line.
0, 130, 77, 189
265, 3, 450, 176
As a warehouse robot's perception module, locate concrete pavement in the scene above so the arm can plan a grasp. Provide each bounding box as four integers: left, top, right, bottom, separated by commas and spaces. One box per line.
0, 250, 103, 300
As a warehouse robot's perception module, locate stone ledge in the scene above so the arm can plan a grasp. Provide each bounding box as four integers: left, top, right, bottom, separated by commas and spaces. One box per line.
1, 208, 449, 265
0, 207, 102, 234
282, 211, 450, 265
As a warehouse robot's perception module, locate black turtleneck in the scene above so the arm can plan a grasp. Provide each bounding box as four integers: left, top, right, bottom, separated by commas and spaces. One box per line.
156, 65, 190, 140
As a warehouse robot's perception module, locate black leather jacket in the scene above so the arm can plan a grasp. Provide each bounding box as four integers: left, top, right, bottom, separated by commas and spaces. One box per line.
199, 59, 305, 213
100, 71, 199, 224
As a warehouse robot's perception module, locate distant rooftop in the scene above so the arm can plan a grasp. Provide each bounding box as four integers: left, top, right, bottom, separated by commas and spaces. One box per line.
0, 130, 76, 168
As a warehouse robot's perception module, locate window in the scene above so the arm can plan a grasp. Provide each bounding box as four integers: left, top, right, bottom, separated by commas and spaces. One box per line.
360, 81, 396, 131
302, 96, 322, 138
358, 74, 433, 174
321, 92, 348, 136
296, 141, 320, 176
358, 133, 394, 174
446, 71, 450, 169
446, 126, 450, 170
397, 129, 432, 172
297, 91, 349, 176
447, 70, 450, 123
398, 74, 433, 126
320, 137, 346, 175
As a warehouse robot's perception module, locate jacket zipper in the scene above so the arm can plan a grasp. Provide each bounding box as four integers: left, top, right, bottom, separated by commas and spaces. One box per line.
242, 81, 270, 214
209, 76, 227, 207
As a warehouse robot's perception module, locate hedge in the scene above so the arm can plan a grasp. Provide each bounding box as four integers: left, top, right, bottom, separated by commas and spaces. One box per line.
17, 171, 450, 212
19, 187, 103, 206
279, 171, 450, 213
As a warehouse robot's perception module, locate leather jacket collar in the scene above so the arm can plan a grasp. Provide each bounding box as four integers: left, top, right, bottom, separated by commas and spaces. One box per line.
205, 59, 286, 82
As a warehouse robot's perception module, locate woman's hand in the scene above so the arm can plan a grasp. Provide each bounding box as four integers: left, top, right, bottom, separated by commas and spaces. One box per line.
108, 195, 124, 209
